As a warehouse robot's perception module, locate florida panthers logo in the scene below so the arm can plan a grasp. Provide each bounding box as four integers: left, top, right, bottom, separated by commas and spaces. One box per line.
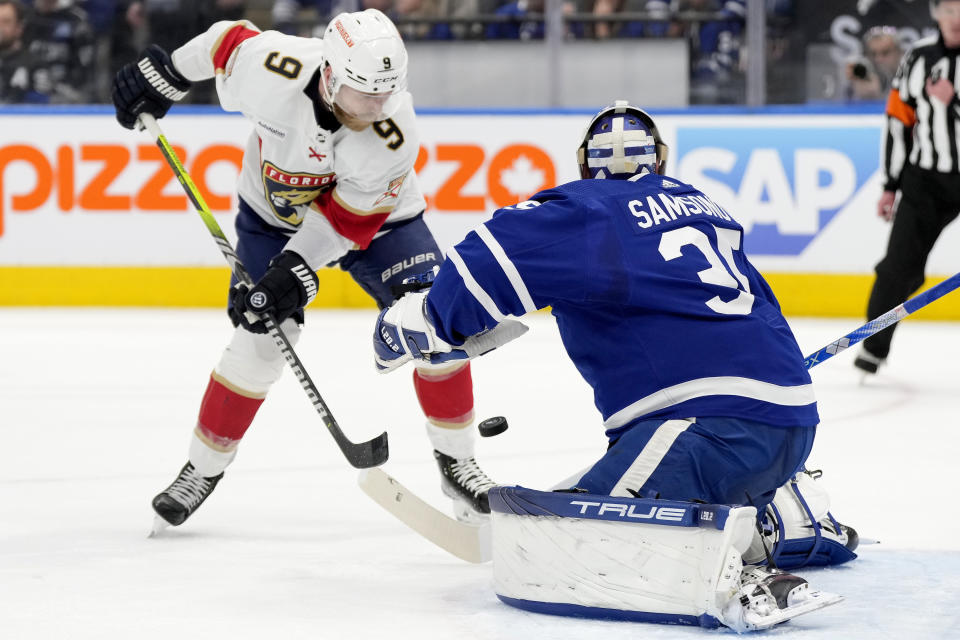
261, 161, 336, 225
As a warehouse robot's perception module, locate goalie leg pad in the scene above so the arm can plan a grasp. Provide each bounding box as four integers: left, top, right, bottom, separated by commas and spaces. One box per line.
489, 486, 757, 629
747, 470, 858, 570
489, 486, 842, 631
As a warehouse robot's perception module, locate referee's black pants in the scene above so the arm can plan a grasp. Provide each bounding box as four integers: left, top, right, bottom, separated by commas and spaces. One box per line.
864, 165, 960, 359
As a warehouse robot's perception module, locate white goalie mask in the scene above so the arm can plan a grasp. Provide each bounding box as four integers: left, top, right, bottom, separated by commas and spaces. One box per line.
576, 100, 668, 180
322, 9, 408, 125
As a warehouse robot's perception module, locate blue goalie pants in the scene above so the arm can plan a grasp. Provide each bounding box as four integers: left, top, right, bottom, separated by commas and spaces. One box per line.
576, 416, 815, 514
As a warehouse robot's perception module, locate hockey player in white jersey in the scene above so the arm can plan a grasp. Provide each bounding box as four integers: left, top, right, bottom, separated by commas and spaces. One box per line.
372, 101, 858, 631
111, 9, 495, 530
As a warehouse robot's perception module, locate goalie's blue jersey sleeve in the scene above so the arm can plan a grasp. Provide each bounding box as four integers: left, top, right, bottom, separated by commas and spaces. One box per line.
426, 174, 818, 430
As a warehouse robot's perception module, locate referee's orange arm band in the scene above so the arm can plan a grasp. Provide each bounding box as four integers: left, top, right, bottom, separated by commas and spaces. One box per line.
886, 88, 916, 127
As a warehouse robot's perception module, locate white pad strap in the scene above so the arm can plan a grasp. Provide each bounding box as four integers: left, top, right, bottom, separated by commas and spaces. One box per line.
743, 470, 852, 568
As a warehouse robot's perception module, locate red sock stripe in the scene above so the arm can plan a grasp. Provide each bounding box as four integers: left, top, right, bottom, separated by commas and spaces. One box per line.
197, 375, 265, 444
413, 363, 474, 425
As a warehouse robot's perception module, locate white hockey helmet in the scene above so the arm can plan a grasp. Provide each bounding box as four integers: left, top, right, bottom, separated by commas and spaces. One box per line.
576, 100, 668, 179
322, 9, 408, 124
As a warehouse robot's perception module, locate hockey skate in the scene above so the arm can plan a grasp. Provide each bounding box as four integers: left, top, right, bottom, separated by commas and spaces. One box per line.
434, 450, 497, 525
721, 566, 843, 632
150, 462, 223, 534
853, 347, 884, 375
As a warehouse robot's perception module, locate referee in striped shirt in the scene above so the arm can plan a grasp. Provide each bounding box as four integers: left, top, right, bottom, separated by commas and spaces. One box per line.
855, 0, 960, 375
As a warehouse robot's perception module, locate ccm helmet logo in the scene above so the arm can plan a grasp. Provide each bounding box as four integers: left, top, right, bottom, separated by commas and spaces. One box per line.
569, 500, 686, 522
374, 75, 400, 84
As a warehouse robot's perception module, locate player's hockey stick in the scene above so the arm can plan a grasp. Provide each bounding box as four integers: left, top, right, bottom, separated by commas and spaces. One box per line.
137, 113, 388, 469
803, 271, 960, 369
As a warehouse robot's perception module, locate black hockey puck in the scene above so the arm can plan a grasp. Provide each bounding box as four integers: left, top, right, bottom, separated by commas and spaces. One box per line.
478, 416, 508, 437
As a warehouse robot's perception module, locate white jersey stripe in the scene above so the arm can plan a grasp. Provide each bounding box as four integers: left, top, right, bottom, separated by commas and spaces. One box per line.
475, 223, 537, 314
446, 247, 507, 322
603, 376, 816, 429
609, 419, 693, 497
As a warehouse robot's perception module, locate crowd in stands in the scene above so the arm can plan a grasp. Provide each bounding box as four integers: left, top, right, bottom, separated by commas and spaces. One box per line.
0, 0, 926, 106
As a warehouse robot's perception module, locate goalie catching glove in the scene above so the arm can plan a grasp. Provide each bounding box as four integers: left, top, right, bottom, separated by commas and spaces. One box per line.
373, 291, 529, 372
112, 44, 191, 130
230, 251, 319, 333
374, 291, 462, 372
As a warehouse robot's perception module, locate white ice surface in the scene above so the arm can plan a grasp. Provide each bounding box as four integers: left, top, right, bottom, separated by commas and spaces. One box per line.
1, 309, 959, 639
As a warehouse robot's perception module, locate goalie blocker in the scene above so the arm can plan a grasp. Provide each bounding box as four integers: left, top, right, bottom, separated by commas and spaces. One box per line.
489, 486, 842, 632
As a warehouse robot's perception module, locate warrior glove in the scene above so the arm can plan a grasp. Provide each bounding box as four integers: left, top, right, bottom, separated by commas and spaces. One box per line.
112, 44, 192, 130
230, 251, 319, 334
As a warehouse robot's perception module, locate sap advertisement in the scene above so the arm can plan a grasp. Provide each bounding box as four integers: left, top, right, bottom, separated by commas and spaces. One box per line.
0, 109, 958, 275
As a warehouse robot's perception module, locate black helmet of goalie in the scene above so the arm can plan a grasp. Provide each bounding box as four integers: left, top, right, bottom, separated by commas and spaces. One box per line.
322, 9, 408, 126
576, 100, 668, 180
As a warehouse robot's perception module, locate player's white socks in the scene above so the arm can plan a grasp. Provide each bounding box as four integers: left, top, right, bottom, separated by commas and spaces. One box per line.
425, 421, 475, 460
188, 431, 237, 478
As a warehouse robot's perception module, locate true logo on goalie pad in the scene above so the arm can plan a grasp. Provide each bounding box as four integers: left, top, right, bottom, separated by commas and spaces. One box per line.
570, 500, 686, 522
491, 486, 732, 530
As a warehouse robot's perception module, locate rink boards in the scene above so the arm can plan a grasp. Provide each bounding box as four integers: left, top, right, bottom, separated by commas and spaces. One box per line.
0, 105, 958, 318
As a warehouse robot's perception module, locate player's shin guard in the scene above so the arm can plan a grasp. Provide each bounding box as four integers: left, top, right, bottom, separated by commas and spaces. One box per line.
191, 373, 264, 476
188, 320, 301, 476
489, 486, 842, 632
413, 361, 476, 466
414, 362, 496, 521
414, 362, 475, 438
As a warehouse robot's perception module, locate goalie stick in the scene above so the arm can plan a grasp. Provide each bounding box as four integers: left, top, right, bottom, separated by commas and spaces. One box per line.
137, 114, 387, 469
358, 467, 491, 563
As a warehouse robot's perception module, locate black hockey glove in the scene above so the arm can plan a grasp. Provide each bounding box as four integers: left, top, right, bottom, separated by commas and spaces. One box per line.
112, 44, 192, 130
229, 251, 319, 334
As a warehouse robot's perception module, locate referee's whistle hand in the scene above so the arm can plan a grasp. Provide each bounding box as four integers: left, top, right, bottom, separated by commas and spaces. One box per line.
877, 191, 896, 222
926, 77, 956, 105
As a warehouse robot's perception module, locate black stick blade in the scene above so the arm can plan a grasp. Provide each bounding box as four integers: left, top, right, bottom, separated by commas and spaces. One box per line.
338, 430, 390, 468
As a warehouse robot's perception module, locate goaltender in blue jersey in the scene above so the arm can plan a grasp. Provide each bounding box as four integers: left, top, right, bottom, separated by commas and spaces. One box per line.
427, 163, 817, 436
373, 101, 858, 631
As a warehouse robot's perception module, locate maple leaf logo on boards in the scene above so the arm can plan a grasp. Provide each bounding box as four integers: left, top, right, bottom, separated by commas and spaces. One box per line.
499, 155, 545, 201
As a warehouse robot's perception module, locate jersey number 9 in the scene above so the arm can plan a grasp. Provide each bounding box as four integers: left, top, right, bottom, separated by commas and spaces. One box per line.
264, 52, 303, 79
